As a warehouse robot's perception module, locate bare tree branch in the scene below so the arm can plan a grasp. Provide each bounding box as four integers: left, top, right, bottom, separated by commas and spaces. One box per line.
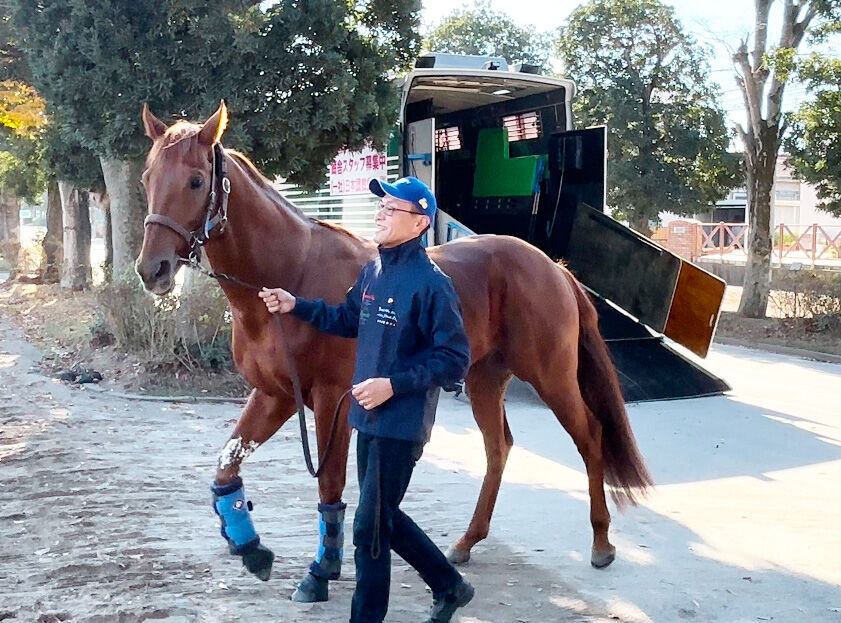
767, 1, 819, 124
734, 40, 764, 143
752, 0, 773, 70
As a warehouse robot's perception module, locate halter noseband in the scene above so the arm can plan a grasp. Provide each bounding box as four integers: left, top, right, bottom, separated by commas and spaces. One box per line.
143, 142, 230, 262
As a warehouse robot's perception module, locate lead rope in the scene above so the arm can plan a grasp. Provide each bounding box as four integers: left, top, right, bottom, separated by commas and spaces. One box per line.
177, 257, 347, 478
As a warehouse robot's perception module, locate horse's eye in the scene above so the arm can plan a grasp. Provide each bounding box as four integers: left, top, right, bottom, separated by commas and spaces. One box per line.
190, 176, 203, 190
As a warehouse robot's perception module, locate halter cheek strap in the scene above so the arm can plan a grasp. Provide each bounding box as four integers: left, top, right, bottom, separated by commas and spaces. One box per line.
143, 142, 230, 259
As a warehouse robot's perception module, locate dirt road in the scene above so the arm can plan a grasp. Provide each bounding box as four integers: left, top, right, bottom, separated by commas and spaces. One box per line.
1, 315, 840, 622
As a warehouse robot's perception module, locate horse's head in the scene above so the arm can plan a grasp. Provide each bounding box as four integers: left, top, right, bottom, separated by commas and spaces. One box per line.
135, 101, 229, 294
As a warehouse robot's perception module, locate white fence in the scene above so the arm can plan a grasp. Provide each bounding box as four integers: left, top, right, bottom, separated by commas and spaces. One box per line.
275, 155, 399, 239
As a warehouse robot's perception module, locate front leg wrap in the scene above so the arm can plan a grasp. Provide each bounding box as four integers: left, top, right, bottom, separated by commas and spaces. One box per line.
212, 477, 275, 581
309, 501, 347, 580
211, 477, 259, 554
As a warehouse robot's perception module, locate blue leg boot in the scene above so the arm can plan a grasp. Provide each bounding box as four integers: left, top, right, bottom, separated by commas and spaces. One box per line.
211, 477, 274, 581
291, 501, 346, 602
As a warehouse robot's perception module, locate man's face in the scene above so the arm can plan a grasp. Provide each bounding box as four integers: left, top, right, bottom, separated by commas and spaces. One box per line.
373, 195, 430, 247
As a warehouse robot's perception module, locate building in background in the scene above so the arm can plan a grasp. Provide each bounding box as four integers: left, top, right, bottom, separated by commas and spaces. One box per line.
661, 155, 841, 228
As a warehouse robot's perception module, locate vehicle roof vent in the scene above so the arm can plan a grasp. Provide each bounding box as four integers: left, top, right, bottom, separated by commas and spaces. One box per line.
415, 53, 509, 71
512, 63, 541, 75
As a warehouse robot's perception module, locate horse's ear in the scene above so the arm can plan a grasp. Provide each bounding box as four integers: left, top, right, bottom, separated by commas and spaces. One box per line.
197, 100, 228, 146
141, 103, 168, 141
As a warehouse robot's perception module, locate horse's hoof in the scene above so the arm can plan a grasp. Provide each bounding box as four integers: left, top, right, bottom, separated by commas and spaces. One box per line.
446, 545, 471, 565
591, 545, 616, 569
242, 544, 274, 581
291, 572, 329, 602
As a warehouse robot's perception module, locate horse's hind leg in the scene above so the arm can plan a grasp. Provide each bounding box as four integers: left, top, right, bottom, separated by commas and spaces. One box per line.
447, 353, 513, 564
530, 370, 615, 568
212, 388, 297, 581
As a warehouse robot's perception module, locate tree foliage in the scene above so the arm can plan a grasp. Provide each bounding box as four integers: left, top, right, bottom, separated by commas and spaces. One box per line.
0, 141, 44, 203
43, 121, 104, 192
11, 0, 421, 187
424, 1, 551, 71
556, 0, 738, 231
0, 80, 46, 202
0, 80, 44, 138
785, 56, 841, 217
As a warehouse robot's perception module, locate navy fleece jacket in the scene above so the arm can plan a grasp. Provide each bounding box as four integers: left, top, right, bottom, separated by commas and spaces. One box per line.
291, 237, 470, 442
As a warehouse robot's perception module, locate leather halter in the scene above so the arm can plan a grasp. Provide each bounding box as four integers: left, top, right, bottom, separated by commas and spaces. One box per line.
143, 142, 230, 261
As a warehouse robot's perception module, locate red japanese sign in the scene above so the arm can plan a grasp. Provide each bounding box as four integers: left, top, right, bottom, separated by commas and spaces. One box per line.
329, 147, 388, 196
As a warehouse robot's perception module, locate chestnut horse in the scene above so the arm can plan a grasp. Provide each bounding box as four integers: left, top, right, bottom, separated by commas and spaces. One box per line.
136, 102, 652, 598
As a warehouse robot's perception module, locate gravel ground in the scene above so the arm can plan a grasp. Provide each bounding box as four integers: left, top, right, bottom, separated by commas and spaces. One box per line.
2, 314, 841, 622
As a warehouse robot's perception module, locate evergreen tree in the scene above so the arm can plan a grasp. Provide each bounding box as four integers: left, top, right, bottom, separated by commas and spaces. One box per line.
556, 0, 738, 234
785, 54, 841, 217
425, 1, 550, 71
12, 0, 420, 274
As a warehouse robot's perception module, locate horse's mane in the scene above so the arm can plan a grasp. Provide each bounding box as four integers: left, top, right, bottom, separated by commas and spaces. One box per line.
311, 218, 367, 241
226, 149, 366, 242
225, 149, 307, 221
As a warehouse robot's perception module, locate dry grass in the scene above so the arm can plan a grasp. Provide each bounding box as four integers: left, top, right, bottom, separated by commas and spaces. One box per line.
716, 285, 841, 357
0, 280, 249, 397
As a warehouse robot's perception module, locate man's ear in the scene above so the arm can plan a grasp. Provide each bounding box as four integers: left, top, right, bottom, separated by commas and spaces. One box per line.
418, 215, 431, 234
197, 100, 228, 145
142, 103, 168, 140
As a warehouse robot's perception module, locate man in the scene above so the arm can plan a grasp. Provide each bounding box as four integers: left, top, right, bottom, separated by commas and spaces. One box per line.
259, 176, 474, 623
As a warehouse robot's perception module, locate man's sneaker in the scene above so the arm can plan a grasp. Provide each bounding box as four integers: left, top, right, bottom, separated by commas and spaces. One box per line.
424, 579, 475, 623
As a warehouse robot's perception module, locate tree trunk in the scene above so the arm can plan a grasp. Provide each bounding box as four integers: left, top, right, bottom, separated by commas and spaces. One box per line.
103, 190, 113, 279
91, 188, 112, 281
0, 189, 21, 279
738, 150, 775, 317
58, 181, 92, 290
629, 213, 652, 237
99, 157, 145, 278
42, 180, 63, 283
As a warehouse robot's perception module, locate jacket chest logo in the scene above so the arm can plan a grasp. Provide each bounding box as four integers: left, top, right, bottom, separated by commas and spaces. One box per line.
376, 296, 398, 328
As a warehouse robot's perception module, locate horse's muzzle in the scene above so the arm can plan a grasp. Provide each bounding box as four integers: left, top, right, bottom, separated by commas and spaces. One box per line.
135, 256, 175, 295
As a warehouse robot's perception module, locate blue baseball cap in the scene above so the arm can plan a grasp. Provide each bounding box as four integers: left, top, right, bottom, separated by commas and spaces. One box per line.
369, 176, 437, 226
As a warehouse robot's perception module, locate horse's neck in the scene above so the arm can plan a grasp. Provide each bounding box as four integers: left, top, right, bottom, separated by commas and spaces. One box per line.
204, 155, 313, 308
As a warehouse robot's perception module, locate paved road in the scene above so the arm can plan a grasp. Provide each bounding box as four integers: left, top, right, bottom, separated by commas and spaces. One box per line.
1, 315, 839, 622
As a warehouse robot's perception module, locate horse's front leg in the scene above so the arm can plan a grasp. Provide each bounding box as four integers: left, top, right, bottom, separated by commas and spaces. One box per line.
291, 383, 353, 603
212, 388, 296, 580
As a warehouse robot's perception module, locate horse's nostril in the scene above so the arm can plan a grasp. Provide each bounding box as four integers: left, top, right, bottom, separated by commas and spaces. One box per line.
154, 260, 170, 280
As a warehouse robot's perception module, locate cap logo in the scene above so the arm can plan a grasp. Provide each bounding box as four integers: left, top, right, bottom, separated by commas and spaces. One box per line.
418, 198, 428, 211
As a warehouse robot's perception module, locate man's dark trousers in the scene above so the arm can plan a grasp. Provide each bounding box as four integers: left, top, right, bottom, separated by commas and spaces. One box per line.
350, 431, 462, 623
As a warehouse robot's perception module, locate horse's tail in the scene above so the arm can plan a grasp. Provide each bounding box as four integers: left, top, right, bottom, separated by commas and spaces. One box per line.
568, 272, 653, 507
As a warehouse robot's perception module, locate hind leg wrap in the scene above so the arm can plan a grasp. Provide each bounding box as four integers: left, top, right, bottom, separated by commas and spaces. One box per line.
309, 501, 346, 580
211, 477, 260, 555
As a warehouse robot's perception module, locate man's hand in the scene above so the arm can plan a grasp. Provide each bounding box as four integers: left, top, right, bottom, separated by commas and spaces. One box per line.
259, 287, 296, 314
351, 378, 394, 411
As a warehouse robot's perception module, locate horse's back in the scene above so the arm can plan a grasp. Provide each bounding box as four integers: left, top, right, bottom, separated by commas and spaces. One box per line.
429, 234, 581, 365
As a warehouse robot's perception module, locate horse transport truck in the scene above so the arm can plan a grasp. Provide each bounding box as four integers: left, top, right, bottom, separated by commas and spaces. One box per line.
300, 52, 730, 402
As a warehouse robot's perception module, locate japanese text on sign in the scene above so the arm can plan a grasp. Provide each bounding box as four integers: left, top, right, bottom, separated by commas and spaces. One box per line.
329, 147, 388, 196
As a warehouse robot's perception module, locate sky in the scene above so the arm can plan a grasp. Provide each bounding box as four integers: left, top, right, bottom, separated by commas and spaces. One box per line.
419, 0, 821, 128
